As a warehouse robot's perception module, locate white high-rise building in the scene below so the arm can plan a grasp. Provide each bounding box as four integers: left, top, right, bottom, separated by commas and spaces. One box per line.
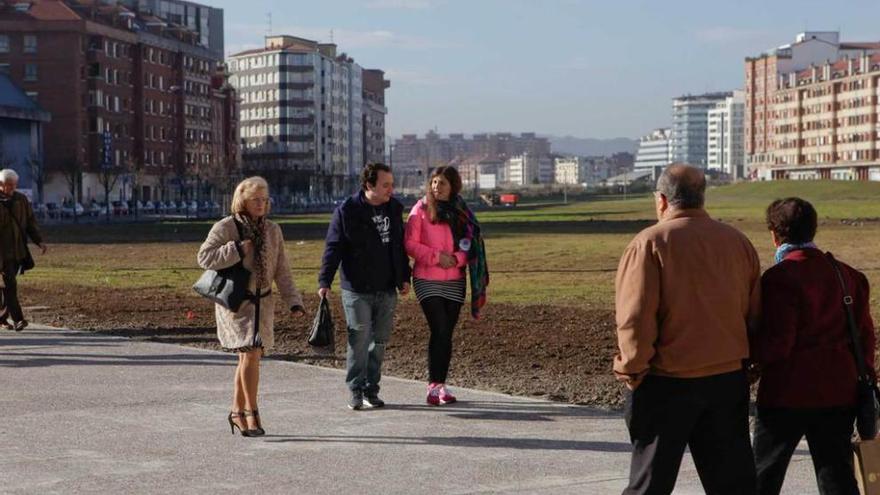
228, 35, 365, 197
505, 153, 553, 186
672, 92, 732, 168
554, 157, 583, 185
707, 90, 745, 178
633, 129, 672, 170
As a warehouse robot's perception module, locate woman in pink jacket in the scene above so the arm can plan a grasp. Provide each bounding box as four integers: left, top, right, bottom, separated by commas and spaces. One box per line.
405, 166, 488, 405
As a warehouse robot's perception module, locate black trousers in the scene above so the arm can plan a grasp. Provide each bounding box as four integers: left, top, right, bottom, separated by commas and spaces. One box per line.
623, 370, 756, 495
418, 296, 462, 383
2, 261, 22, 322
753, 407, 858, 495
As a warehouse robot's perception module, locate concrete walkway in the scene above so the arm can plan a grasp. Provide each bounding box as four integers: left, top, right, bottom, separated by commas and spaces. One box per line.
1, 326, 819, 494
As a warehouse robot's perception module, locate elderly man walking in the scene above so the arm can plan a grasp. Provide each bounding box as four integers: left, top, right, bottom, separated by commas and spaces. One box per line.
614, 164, 761, 495
0, 169, 47, 331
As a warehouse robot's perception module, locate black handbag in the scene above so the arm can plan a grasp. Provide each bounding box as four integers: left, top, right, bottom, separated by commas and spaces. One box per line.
308, 295, 335, 347
193, 218, 252, 312
828, 253, 880, 440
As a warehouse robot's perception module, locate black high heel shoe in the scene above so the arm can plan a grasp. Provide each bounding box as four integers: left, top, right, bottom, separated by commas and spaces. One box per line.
228, 411, 258, 437
243, 410, 265, 436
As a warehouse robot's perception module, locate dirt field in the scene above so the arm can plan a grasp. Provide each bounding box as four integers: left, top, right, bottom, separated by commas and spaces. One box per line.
20, 286, 625, 409
22, 287, 621, 407
16, 182, 880, 410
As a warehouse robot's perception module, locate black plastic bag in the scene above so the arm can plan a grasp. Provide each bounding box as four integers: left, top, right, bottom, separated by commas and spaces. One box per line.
857, 381, 880, 440
308, 295, 335, 348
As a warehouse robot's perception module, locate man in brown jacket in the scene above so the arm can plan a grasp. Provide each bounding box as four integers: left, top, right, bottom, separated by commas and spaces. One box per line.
0, 169, 47, 331
614, 164, 761, 495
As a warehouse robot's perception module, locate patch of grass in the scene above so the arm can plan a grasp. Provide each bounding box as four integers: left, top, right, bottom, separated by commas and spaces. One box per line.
27, 180, 880, 316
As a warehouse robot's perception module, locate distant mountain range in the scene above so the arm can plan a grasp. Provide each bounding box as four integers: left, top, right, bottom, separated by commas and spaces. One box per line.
547, 136, 638, 157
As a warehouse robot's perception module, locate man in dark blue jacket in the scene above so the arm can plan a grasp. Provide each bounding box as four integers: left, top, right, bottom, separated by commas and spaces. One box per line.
318, 163, 411, 410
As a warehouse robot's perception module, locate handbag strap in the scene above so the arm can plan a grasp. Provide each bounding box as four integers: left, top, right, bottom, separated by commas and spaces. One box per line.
827, 253, 874, 385
231, 216, 245, 261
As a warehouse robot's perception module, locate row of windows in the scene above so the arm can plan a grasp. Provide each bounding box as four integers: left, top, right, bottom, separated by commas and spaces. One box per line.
90, 37, 130, 59
184, 104, 212, 119
230, 53, 314, 71
183, 152, 215, 166
145, 99, 174, 116
0, 34, 37, 53
0, 62, 39, 81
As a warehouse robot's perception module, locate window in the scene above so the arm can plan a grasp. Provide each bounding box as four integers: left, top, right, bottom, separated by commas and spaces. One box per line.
24, 64, 38, 81
0, 63, 9, 75
23, 35, 37, 53
0, 35, 8, 53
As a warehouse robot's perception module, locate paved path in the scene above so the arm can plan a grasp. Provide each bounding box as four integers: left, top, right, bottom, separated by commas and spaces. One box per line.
0, 326, 819, 494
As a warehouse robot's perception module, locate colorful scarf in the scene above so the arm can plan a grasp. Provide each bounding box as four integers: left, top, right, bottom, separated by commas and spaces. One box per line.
774, 242, 817, 264
437, 196, 489, 319
236, 213, 269, 290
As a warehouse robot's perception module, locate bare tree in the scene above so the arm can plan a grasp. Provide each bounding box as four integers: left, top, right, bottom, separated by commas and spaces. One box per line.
126, 158, 143, 219
60, 158, 83, 222
99, 163, 124, 222
27, 155, 44, 204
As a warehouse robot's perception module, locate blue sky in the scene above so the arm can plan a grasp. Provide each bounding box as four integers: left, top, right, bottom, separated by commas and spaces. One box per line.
212, 0, 880, 140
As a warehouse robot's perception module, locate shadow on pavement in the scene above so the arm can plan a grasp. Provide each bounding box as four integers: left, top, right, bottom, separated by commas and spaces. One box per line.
387, 400, 618, 421
263, 434, 633, 452
0, 350, 235, 368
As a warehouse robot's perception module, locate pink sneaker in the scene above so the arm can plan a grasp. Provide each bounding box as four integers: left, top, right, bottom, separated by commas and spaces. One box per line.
426, 382, 441, 406
438, 384, 456, 404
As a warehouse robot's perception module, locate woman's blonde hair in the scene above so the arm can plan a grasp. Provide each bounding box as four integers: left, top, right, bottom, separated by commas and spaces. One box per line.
230, 176, 270, 215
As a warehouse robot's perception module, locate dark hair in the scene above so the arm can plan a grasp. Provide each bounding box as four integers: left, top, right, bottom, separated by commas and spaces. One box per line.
424, 166, 462, 223
765, 197, 817, 244
361, 162, 392, 190
655, 163, 706, 209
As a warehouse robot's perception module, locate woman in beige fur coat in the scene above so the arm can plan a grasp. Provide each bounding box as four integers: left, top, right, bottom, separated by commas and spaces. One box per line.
197, 176, 304, 437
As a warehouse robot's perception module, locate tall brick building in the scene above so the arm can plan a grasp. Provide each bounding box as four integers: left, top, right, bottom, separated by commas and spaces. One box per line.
744, 31, 880, 180
0, 0, 237, 205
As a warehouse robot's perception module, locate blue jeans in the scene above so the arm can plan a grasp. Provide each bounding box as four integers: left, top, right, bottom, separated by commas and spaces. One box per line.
341, 289, 398, 394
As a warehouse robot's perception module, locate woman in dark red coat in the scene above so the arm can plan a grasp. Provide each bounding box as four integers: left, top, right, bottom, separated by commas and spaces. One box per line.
753, 197, 876, 495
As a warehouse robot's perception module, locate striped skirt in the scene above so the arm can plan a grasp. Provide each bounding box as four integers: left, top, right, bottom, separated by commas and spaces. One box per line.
413, 277, 466, 304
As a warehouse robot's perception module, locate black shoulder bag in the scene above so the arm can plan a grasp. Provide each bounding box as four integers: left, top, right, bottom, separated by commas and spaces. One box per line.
193, 218, 252, 312
829, 253, 880, 440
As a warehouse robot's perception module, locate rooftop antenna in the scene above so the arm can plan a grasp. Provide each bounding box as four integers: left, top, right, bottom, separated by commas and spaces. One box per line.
266, 12, 272, 36
330, 29, 335, 43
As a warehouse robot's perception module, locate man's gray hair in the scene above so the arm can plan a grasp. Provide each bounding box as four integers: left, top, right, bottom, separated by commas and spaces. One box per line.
0, 169, 19, 183
655, 164, 706, 209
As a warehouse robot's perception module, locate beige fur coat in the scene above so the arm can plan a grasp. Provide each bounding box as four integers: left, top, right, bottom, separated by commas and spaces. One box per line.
197, 216, 303, 351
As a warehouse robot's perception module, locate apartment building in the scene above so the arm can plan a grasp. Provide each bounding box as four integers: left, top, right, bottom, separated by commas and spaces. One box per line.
0, 0, 235, 204
229, 35, 374, 198
671, 92, 732, 168
633, 128, 671, 171
120, 0, 223, 60
505, 152, 553, 186
554, 156, 583, 185
362, 68, 389, 165
745, 31, 880, 178
766, 52, 880, 180
707, 91, 745, 178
